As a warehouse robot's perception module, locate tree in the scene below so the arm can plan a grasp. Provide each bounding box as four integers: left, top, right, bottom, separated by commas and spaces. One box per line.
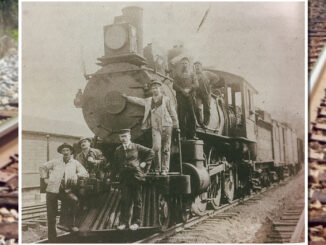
0, 0, 18, 35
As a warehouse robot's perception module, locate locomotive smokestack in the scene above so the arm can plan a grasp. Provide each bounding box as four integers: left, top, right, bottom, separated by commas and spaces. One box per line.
122, 6, 143, 56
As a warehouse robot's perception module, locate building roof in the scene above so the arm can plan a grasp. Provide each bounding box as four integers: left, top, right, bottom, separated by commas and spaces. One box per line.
22, 115, 93, 138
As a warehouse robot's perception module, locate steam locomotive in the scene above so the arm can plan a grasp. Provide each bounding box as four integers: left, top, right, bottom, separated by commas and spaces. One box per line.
59, 6, 303, 238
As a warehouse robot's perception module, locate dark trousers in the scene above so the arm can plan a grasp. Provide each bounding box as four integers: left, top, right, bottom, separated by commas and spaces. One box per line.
176, 92, 197, 138
120, 183, 142, 226
46, 190, 78, 242
197, 91, 211, 126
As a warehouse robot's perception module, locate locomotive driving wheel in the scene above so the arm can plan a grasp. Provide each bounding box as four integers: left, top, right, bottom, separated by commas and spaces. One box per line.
207, 147, 222, 209
209, 174, 222, 209
224, 168, 235, 202
158, 194, 170, 231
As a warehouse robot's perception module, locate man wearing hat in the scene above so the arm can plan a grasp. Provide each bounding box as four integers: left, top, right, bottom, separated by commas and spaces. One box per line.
75, 137, 106, 178
173, 56, 199, 139
39, 143, 89, 241
122, 79, 179, 175
111, 129, 154, 231
194, 61, 221, 127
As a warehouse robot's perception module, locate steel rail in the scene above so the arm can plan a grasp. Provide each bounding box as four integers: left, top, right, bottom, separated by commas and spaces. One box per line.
133, 181, 286, 244
290, 209, 305, 243
0, 116, 18, 139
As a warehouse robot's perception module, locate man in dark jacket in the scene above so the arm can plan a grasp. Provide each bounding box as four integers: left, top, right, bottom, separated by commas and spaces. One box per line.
112, 129, 154, 231
75, 137, 106, 178
173, 57, 199, 139
194, 61, 221, 127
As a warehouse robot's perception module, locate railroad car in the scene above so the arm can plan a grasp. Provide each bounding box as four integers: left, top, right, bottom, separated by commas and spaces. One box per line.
55, 6, 303, 240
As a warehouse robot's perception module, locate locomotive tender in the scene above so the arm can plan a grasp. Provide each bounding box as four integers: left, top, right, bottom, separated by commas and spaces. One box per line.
66, 6, 303, 236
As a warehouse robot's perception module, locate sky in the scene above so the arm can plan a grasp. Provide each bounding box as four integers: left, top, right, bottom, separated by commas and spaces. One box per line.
22, 2, 305, 137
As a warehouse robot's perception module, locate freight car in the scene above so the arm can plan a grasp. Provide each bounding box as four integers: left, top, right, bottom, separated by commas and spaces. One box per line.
54, 6, 303, 240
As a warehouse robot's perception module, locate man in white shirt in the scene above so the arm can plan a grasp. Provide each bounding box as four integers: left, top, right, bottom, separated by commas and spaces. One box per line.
40, 143, 89, 242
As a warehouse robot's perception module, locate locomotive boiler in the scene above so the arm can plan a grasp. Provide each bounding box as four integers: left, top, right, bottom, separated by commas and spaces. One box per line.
66, 5, 303, 237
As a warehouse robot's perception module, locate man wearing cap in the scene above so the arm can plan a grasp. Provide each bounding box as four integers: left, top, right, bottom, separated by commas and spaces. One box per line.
194, 62, 222, 126
111, 129, 154, 231
194, 61, 221, 127
75, 137, 106, 178
121, 80, 179, 175
173, 57, 199, 139
39, 143, 89, 241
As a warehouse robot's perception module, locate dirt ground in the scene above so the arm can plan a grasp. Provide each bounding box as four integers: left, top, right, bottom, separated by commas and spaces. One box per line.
22, 217, 66, 243
163, 170, 305, 243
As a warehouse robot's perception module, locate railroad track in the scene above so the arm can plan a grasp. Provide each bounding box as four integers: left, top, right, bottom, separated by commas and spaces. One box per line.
22, 203, 47, 221
309, 0, 326, 73
0, 116, 18, 241
33, 175, 300, 243
265, 204, 305, 243
22, 202, 62, 222
134, 178, 297, 244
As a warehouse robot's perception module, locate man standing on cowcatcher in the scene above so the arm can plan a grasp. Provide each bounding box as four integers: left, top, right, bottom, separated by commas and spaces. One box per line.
122, 80, 179, 175
39, 143, 89, 242
111, 129, 154, 231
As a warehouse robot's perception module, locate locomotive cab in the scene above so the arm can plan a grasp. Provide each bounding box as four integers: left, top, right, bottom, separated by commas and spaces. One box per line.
206, 69, 257, 141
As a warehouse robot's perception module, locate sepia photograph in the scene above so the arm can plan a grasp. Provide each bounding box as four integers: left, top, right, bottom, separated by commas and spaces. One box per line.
21, 1, 305, 243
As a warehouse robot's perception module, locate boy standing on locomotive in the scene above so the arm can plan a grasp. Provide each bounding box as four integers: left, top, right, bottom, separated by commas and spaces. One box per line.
111, 129, 154, 230
122, 80, 179, 175
75, 137, 106, 178
39, 143, 89, 242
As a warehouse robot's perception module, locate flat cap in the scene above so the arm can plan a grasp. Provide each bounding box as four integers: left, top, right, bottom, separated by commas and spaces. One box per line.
78, 137, 91, 145
117, 129, 131, 135
194, 61, 202, 65
180, 56, 190, 62
150, 80, 162, 87
57, 143, 74, 154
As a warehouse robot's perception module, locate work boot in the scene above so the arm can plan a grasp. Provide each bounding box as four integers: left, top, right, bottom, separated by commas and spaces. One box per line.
161, 170, 168, 176
71, 227, 79, 232
130, 224, 139, 231
117, 224, 126, 230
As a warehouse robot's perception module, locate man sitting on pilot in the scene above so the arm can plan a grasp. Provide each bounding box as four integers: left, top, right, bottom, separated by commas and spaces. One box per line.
111, 129, 154, 231
122, 80, 179, 175
40, 143, 89, 242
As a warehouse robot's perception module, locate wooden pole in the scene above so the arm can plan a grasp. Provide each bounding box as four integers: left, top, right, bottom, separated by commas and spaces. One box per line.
46, 134, 50, 161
